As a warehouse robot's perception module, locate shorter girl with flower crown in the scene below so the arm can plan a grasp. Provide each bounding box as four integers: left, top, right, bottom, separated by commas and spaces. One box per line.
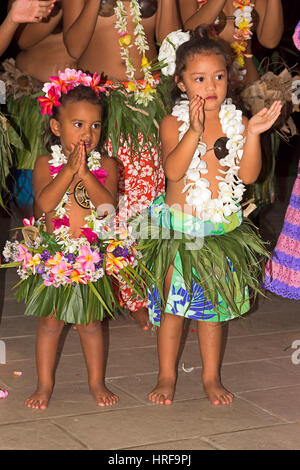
1, 68, 146, 409
139, 26, 282, 406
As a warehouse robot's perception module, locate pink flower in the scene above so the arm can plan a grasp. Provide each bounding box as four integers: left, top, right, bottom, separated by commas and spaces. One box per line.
17, 244, 28, 262
49, 164, 65, 176
23, 216, 35, 226
51, 261, 72, 280
80, 227, 98, 244
91, 168, 108, 186
52, 216, 70, 230
76, 246, 100, 271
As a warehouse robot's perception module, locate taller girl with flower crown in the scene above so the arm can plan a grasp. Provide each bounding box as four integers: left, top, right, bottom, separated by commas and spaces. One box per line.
141, 26, 282, 406
1, 68, 147, 410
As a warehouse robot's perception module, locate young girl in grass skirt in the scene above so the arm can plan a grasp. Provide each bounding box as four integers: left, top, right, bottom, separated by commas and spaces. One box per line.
136, 26, 282, 406
1, 69, 149, 409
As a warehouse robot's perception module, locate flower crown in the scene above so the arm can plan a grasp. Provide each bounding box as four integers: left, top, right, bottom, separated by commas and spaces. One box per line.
37, 68, 108, 116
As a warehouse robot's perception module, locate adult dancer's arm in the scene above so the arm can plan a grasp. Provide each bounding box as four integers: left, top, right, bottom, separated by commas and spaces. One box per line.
256, 0, 283, 48
156, 0, 182, 43
62, 0, 101, 60
181, 0, 226, 30
0, 0, 55, 55
8, 0, 62, 49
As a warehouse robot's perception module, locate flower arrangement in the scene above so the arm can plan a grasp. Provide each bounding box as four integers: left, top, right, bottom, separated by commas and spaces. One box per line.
114, 0, 158, 105
38, 68, 107, 116
173, 98, 246, 224
1, 215, 148, 322
195, 0, 254, 81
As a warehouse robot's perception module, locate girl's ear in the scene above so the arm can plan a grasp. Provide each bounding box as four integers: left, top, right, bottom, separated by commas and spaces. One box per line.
175, 76, 186, 93
50, 118, 61, 137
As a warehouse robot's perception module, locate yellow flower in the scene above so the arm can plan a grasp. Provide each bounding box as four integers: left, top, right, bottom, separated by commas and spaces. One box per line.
142, 83, 155, 95
236, 55, 245, 67
127, 81, 137, 92
141, 55, 151, 70
238, 19, 250, 30
119, 34, 131, 47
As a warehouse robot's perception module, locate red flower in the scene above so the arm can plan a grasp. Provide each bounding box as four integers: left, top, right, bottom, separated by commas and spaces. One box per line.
52, 216, 70, 230
90, 72, 107, 96
37, 86, 61, 116
49, 75, 74, 95
80, 227, 98, 244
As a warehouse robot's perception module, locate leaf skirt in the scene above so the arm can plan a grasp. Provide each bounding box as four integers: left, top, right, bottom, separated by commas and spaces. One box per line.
135, 194, 270, 325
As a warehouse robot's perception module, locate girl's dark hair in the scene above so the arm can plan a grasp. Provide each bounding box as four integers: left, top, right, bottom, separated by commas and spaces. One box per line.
43, 85, 104, 152
171, 25, 233, 105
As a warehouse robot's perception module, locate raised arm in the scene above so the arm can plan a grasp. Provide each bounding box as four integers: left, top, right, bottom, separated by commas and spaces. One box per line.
62, 0, 100, 60
0, 0, 55, 56
156, 0, 182, 43
256, 0, 283, 49
181, 0, 226, 31
238, 101, 282, 185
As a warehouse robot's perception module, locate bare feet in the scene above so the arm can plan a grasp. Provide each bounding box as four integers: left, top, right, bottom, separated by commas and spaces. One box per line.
130, 307, 152, 331
24, 385, 53, 410
148, 377, 175, 405
202, 376, 234, 405
90, 383, 119, 407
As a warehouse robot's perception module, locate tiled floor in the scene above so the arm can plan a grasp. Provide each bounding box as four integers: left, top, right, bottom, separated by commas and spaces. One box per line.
0, 176, 299, 450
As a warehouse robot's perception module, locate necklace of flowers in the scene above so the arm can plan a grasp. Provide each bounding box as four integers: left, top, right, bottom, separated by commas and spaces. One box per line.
48, 145, 108, 251
172, 98, 246, 224
114, 0, 157, 105
196, 0, 254, 81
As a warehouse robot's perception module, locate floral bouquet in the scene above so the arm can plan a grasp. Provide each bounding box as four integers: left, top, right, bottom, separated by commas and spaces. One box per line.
1, 217, 152, 325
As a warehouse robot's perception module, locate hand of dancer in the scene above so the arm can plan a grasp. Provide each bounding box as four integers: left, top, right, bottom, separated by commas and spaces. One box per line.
77, 140, 90, 179
65, 142, 82, 176
189, 95, 205, 136
10, 0, 56, 24
248, 100, 282, 136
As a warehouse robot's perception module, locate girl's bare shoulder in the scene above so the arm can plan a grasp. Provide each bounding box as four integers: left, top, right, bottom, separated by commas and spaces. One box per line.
33, 155, 52, 173
160, 114, 181, 136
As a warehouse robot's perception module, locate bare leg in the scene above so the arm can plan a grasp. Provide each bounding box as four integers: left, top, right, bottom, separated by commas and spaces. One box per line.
149, 264, 184, 405
149, 312, 184, 405
25, 316, 65, 410
197, 321, 233, 405
130, 306, 152, 331
76, 321, 119, 407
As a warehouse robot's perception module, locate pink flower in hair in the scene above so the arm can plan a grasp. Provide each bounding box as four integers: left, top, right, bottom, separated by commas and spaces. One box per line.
37, 86, 62, 116
49, 75, 75, 95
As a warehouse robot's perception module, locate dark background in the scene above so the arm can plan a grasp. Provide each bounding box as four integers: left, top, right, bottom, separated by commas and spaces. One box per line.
0, 0, 299, 177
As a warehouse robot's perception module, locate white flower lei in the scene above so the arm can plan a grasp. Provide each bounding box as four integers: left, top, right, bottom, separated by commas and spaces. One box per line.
114, 0, 156, 105
172, 99, 246, 224
49, 145, 103, 252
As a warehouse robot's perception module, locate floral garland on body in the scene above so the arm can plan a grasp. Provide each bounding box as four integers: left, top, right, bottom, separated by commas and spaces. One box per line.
158, 31, 246, 223
196, 0, 254, 81
114, 0, 157, 105
2, 144, 140, 288
172, 99, 246, 224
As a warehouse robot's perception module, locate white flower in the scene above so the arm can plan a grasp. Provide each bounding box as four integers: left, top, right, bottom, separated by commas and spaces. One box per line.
158, 30, 190, 76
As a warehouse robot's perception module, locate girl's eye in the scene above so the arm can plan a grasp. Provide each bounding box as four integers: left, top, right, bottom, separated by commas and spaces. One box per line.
92, 123, 101, 130
195, 77, 204, 82
74, 122, 82, 128
216, 74, 224, 80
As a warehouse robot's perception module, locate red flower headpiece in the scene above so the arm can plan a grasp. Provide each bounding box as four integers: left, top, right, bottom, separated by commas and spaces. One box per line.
37, 68, 108, 116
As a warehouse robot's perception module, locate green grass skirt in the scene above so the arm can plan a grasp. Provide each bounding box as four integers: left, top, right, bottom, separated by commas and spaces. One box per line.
135, 194, 270, 323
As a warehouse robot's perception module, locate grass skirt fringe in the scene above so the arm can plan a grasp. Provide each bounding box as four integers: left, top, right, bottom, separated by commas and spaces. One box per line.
135, 206, 270, 320
14, 271, 121, 325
